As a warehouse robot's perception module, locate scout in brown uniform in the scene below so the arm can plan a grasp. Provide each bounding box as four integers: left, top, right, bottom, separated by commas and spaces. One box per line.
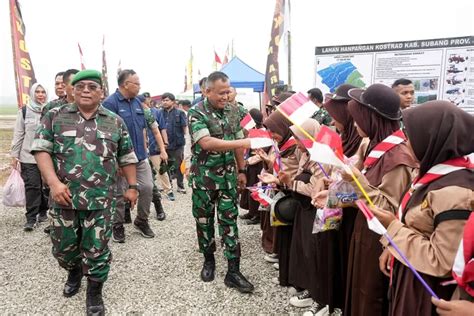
343, 84, 419, 316
257, 109, 300, 287
371, 101, 474, 316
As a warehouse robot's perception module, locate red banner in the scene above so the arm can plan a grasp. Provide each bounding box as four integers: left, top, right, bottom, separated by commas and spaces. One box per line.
9, 0, 36, 108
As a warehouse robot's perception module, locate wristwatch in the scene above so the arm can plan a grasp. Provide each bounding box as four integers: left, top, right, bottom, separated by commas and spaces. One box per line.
128, 184, 139, 191
238, 169, 246, 174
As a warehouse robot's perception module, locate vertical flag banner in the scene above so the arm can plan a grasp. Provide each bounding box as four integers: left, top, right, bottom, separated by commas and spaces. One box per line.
223, 44, 230, 65
187, 46, 193, 91
264, 0, 286, 105
117, 59, 122, 77
9, 0, 37, 108
78, 43, 86, 70
213, 50, 222, 70
183, 65, 188, 93
101, 35, 109, 97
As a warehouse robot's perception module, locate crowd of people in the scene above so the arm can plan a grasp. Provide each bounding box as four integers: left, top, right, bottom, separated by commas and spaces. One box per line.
8, 67, 474, 316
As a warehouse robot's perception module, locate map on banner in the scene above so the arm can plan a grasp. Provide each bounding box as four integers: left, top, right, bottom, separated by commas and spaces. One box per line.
314, 36, 474, 114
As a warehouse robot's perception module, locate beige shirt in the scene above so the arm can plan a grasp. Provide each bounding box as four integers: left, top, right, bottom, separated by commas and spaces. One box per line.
291, 149, 330, 197
382, 186, 473, 277
352, 165, 417, 213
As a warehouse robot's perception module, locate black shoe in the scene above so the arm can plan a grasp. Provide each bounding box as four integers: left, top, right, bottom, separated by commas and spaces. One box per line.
124, 207, 132, 224
112, 225, 125, 243
245, 216, 260, 225
200, 254, 216, 282
224, 258, 254, 293
37, 214, 48, 223
154, 200, 166, 221
133, 219, 155, 238
86, 279, 105, 316
177, 187, 187, 194
239, 213, 253, 220
44, 226, 51, 234
23, 222, 35, 232
63, 266, 83, 297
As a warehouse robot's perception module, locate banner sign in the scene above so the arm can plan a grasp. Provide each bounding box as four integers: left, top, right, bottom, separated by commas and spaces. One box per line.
315, 36, 474, 114
9, 0, 37, 107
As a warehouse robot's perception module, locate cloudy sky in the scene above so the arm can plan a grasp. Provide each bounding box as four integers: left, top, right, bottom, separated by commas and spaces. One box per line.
0, 0, 473, 104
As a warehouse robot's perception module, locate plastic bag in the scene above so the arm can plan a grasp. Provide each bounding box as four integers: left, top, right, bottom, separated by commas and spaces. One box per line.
312, 179, 357, 234
3, 168, 26, 207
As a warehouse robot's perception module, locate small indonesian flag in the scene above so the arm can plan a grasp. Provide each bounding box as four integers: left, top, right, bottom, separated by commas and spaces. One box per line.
305, 140, 346, 168
277, 92, 319, 126
240, 113, 256, 130
248, 129, 273, 149
315, 126, 344, 161
356, 200, 387, 235
250, 189, 273, 207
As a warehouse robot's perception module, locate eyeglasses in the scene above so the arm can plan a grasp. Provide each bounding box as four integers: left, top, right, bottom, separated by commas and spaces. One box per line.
74, 83, 101, 92
126, 81, 141, 86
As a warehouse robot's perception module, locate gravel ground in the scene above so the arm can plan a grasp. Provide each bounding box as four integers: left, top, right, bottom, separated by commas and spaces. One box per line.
0, 187, 303, 315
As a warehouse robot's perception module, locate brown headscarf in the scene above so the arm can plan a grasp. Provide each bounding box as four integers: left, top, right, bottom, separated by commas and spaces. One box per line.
348, 99, 418, 186
263, 110, 296, 157
325, 99, 362, 157
403, 101, 474, 208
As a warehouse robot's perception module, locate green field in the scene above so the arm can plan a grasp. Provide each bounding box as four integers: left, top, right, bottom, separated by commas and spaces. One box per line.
0, 105, 19, 115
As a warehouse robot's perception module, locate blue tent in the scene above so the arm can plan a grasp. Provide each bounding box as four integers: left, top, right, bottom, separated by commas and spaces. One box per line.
193, 56, 265, 93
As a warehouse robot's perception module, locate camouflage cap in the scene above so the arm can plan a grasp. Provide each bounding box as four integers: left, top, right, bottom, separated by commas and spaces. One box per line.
71, 69, 102, 86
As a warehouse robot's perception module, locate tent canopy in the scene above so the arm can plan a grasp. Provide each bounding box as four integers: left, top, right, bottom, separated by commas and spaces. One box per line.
193, 56, 265, 93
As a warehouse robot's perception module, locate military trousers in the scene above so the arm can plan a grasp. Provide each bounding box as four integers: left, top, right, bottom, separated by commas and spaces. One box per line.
49, 207, 112, 283
192, 188, 241, 259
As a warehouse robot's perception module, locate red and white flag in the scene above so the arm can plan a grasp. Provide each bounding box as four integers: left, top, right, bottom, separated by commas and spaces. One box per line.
277, 92, 319, 126
250, 189, 273, 207
78, 42, 86, 70
307, 142, 346, 168
453, 212, 474, 297
240, 113, 256, 130
248, 129, 273, 149
315, 126, 344, 161
356, 200, 387, 235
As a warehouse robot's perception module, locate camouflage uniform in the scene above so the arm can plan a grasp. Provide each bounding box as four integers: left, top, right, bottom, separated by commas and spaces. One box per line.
188, 99, 244, 259
41, 97, 67, 118
311, 106, 332, 126
31, 103, 137, 282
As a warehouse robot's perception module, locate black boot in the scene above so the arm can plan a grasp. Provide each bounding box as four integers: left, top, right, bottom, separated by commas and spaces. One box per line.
86, 279, 105, 316
63, 266, 83, 297
124, 203, 132, 224
224, 258, 254, 293
154, 198, 166, 221
200, 253, 215, 282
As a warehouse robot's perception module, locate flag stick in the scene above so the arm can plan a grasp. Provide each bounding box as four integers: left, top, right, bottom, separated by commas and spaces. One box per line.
272, 142, 283, 171
384, 233, 439, 299
275, 108, 330, 178
276, 107, 374, 206
355, 200, 439, 299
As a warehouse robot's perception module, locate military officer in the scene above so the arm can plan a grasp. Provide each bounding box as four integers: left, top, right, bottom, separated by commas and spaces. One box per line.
188, 71, 254, 293
31, 69, 138, 316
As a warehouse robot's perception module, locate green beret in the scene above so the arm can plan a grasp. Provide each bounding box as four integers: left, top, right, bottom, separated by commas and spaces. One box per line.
71, 69, 102, 86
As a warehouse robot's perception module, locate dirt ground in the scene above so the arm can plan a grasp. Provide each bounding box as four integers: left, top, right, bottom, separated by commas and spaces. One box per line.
0, 118, 15, 185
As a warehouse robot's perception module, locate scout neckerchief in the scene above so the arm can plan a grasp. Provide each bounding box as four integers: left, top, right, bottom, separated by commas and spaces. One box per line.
397, 153, 474, 219
362, 129, 406, 174
273, 137, 297, 174
452, 212, 474, 297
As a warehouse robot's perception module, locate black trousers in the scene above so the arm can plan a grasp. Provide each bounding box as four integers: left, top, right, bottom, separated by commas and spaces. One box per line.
167, 146, 184, 189
20, 163, 48, 223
